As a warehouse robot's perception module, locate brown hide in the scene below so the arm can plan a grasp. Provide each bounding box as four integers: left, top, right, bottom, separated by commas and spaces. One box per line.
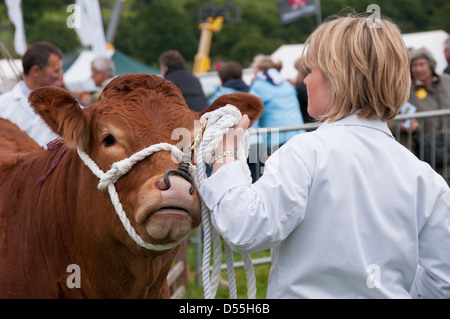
0, 74, 263, 298
0, 118, 42, 177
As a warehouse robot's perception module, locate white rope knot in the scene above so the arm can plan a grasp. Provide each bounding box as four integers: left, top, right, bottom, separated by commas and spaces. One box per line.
98, 164, 124, 190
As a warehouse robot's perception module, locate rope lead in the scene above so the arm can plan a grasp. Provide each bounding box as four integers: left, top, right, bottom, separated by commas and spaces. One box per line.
196, 105, 257, 299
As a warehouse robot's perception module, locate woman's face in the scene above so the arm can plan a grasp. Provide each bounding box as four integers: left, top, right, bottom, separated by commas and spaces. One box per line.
410, 58, 433, 84
303, 68, 332, 120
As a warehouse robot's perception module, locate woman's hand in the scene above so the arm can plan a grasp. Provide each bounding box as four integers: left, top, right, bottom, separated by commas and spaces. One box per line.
211, 113, 250, 174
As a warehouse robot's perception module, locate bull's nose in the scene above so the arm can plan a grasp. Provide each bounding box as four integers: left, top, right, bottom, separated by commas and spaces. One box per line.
153, 174, 196, 215
155, 174, 195, 196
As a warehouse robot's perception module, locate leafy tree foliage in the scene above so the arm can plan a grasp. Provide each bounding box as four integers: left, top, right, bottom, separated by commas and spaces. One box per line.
0, 0, 449, 68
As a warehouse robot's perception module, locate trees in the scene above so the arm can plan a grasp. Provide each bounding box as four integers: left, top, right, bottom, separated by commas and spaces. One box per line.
114, 1, 198, 67
0, 0, 449, 68
23, 0, 80, 53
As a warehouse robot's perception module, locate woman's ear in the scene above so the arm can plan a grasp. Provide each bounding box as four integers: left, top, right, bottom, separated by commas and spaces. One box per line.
29, 86, 90, 149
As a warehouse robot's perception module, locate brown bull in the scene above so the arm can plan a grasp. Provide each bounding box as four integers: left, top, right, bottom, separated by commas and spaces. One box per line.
0, 74, 262, 298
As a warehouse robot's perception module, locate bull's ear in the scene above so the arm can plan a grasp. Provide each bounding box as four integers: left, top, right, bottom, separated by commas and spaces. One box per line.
202, 93, 264, 126
29, 87, 89, 149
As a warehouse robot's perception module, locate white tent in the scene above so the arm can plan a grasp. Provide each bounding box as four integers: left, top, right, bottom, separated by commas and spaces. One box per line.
270, 30, 449, 81
63, 49, 114, 93
271, 43, 305, 81
402, 30, 449, 73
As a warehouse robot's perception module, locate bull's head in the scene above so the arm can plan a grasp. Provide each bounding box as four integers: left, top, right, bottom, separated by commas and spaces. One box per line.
28, 74, 263, 253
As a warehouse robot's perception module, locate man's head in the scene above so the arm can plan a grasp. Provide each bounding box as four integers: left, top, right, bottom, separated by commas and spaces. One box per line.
218, 61, 243, 84
91, 57, 115, 87
22, 42, 63, 90
158, 50, 185, 77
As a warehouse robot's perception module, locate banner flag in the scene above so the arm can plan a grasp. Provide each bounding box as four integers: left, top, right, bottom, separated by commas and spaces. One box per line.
276, 0, 321, 25
75, 0, 108, 57
5, 0, 27, 56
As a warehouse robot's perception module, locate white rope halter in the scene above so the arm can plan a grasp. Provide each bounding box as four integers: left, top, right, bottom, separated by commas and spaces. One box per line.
195, 105, 256, 299
76, 105, 256, 298
77, 143, 187, 251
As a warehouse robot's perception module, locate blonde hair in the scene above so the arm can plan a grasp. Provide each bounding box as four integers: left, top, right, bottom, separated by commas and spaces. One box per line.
251, 54, 282, 72
301, 15, 411, 122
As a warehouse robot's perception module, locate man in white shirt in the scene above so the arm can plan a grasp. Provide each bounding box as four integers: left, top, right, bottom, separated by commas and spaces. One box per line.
0, 42, 62, 148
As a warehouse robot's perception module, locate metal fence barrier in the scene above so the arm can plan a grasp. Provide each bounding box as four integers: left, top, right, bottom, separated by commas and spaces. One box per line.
191, 109, 450, 288
249, 109, 450, 182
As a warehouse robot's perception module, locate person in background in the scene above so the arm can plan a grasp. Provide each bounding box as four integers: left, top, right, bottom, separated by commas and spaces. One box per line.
208, 61, 250, 105
291, 56, 314, 124
53, 70, 66, 89
199, 15, 450, 299
158, 50, 208, 112
388, 100, 419, 151
246, 54, 304, 181
76, 91, 93, 108
408, 47, 450, 182
443, 36, 450, 75
249, 54, 304, 150
91, 56, 115, 102
0, 41, 61, 148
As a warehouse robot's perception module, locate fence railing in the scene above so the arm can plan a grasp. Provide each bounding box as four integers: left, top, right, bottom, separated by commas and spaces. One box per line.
248, 109, 450, 181
190, 109, 450, 289
390, 109, 449, 180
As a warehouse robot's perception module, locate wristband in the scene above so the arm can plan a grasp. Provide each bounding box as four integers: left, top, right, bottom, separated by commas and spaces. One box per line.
211, 151, 235, 165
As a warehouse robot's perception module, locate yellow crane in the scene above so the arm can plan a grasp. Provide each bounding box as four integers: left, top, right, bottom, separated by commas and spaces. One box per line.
192, 16, 224, 75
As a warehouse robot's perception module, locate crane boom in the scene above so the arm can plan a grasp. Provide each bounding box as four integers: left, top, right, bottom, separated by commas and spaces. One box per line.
192, 16, 224, 75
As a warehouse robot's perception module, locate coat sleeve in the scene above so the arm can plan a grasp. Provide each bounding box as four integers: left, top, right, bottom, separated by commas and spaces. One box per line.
410, 176, 450, 299
199, 145, 312, 254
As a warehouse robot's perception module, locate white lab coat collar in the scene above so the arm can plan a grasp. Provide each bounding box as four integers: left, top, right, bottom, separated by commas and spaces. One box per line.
18, 80, 32, 97
318, 111, 395, 140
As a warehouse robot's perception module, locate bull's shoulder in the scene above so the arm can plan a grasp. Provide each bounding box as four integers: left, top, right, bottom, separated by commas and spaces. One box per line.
0, 118, 42, 174
0, 118, 42, 153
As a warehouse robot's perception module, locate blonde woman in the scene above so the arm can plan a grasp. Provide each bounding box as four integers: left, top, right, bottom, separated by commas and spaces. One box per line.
199, 15, 450, 298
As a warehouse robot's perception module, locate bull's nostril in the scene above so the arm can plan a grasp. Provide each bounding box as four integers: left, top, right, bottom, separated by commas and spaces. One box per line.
155, 178, 170, 191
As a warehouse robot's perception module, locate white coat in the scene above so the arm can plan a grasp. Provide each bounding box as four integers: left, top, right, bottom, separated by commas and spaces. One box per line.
0, 82, 58, 148
200, 112, 450, 298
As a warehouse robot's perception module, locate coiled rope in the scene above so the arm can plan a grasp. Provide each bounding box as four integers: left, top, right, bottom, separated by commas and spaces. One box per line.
196, 105, 256, 299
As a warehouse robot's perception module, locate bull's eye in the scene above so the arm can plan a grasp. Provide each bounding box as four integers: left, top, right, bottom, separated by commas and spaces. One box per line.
103, 134, 117, 147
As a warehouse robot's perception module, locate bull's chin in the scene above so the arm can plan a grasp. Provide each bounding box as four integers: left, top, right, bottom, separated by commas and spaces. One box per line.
145, 208, 193, 243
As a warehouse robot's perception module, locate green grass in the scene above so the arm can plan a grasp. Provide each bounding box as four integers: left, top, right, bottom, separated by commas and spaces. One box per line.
184, 232, 271, 299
